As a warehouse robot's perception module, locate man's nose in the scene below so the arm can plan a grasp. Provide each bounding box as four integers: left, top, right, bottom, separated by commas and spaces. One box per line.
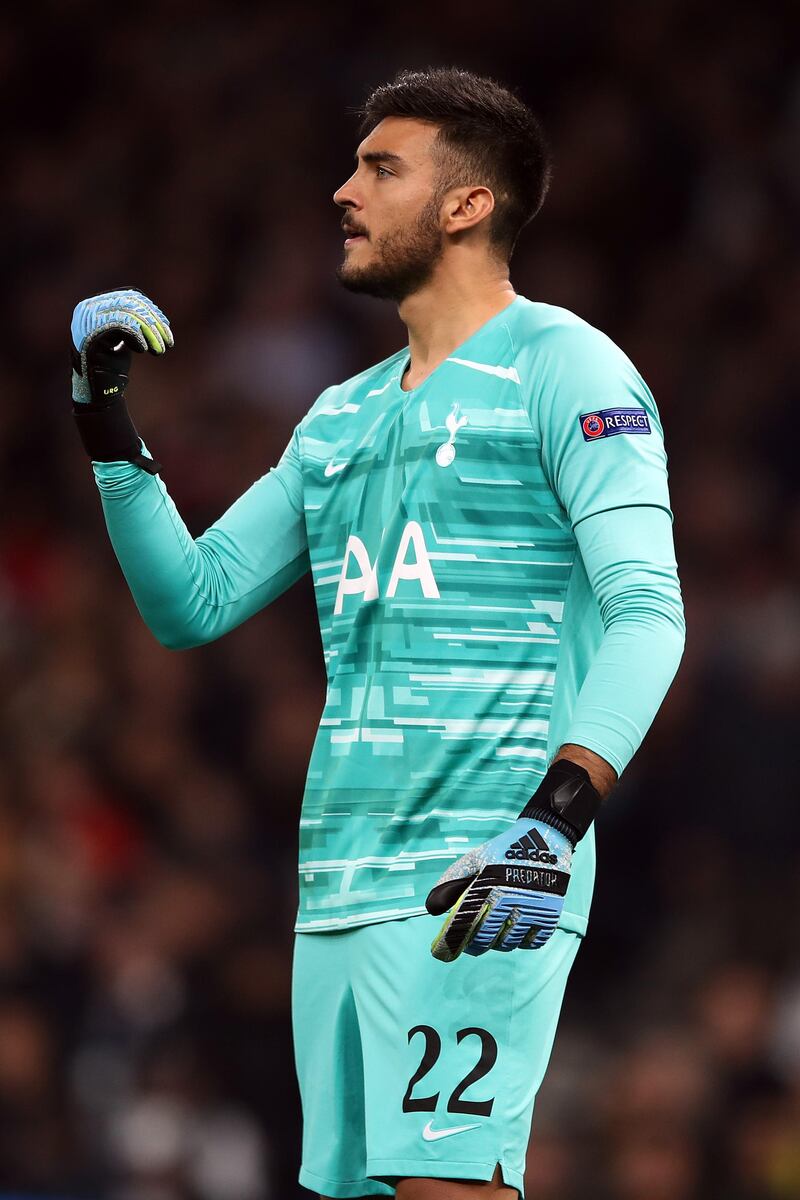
333, 175, 361, 209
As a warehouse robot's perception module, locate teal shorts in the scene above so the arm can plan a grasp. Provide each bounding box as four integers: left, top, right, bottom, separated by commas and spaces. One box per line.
292, 913, 581, 1198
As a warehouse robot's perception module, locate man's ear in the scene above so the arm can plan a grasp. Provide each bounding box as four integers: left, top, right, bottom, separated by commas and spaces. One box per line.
442, 185, 495, 236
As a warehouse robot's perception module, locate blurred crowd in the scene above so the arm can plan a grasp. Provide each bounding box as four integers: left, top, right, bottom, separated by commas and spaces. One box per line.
0, 0, 799, 1196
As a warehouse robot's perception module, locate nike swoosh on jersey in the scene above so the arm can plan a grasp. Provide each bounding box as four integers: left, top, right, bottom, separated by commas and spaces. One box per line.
446, 356, 521, 384
421, 1119, 481, 1141
324, 460, 348, 477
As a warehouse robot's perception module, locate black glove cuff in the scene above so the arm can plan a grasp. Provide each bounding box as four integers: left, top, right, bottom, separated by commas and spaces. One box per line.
72, 400, 161, 476
519, 759, 603, 845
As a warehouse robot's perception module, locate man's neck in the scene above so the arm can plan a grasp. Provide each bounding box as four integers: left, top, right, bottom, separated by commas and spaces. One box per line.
397, 267, 516, 391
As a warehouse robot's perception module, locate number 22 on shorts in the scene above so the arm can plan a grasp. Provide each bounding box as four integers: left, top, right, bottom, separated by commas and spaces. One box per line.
402, 1025, 498, 1119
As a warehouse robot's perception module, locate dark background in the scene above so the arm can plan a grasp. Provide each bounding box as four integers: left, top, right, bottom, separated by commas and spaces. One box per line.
1, 1, 799, 1196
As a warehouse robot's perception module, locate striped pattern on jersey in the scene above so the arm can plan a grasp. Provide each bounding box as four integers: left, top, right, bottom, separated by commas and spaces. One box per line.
296, 300, 578, 929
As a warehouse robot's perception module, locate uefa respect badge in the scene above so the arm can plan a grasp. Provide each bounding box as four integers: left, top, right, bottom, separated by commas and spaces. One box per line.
579, 407, 652, 442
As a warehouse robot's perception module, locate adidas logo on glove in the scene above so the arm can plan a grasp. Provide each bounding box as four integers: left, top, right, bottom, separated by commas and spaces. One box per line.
504, 828, 558, 865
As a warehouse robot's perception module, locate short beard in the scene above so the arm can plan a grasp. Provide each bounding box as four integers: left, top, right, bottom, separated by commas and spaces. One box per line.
336, 195, 445, 302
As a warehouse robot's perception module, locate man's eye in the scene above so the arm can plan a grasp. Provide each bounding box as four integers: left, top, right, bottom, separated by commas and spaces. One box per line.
375, 165, 391, 178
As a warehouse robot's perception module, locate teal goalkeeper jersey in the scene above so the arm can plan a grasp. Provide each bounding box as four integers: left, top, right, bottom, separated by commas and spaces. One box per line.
92, 296, 684, 935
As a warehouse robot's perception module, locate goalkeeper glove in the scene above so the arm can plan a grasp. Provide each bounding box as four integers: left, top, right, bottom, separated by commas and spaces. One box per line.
426, 760, 602, 961
71, 288, 174, 474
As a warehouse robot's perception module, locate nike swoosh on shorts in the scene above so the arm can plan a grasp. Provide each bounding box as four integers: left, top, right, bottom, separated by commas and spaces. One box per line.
421, 1119, 481, 1141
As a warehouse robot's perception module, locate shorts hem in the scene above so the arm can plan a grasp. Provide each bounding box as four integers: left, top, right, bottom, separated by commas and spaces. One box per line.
367, 1157, 524, 1195
299, 1165, 393, 1196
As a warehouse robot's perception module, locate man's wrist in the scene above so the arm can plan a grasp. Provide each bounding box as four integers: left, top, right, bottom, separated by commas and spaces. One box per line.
72, 398, 160, 475
519, 758, 604, 844
553, 743, 617, 799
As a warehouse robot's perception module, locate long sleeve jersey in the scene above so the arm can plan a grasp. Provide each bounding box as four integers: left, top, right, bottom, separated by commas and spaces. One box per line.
92, 297, 685, 933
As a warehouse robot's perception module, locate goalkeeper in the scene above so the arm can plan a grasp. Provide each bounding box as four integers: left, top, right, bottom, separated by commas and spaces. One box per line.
71, 68, 685, 1200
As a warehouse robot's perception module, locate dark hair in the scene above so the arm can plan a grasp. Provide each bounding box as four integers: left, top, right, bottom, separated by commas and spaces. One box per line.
359, 67, 551, 259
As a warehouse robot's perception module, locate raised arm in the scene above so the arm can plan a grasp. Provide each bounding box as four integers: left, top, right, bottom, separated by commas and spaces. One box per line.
71, 289, 309, 649
93, 440, 308, 649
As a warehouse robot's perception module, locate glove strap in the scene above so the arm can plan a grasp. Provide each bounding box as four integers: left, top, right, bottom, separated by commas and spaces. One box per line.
519, 759, 602, 845
72, 399, 161, 475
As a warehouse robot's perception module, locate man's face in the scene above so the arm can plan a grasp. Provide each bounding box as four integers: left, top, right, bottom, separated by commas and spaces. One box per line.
334, 117, 447, 302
